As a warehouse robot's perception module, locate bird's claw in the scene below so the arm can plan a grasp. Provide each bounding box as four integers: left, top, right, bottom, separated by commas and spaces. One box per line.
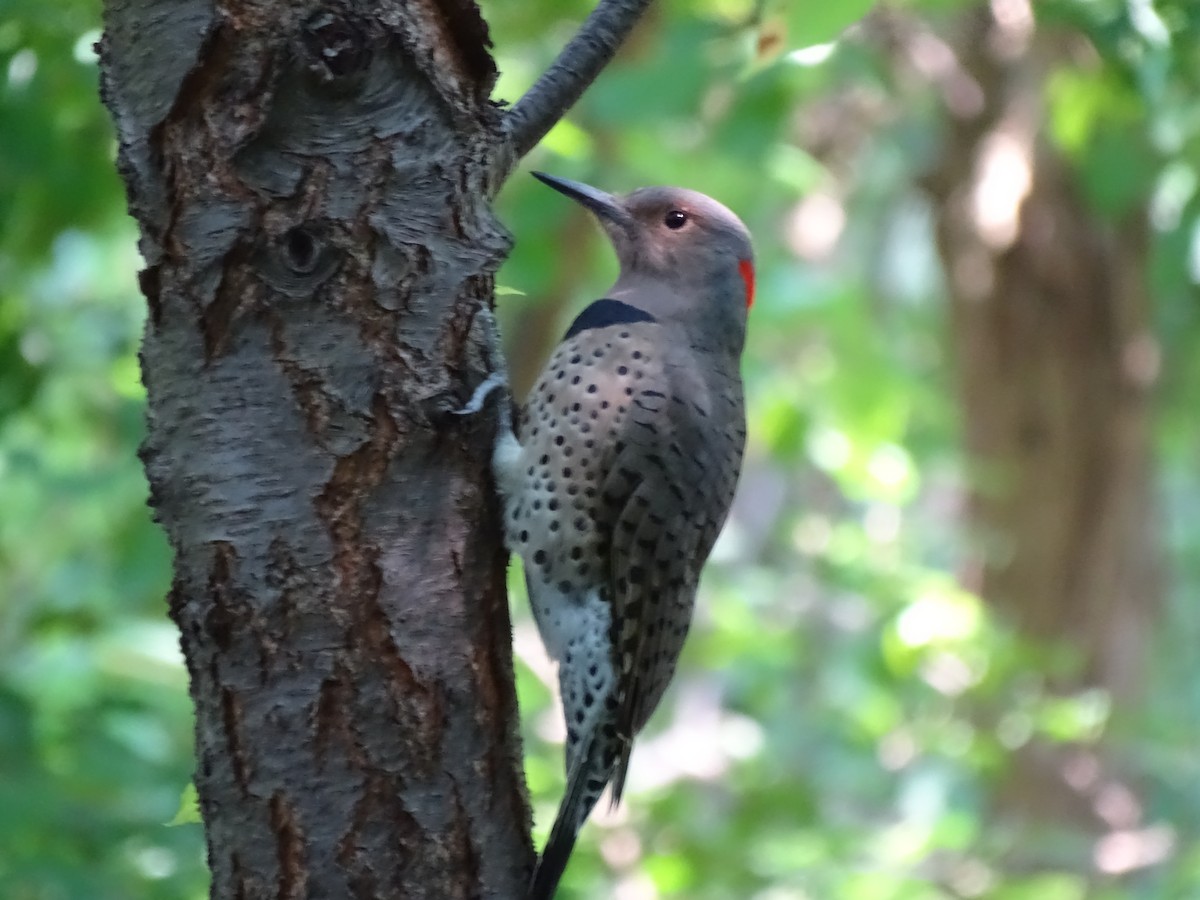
452, 371, 508, 416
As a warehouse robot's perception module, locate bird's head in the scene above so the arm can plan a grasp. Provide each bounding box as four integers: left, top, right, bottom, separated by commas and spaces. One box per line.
532, 172, 755, 348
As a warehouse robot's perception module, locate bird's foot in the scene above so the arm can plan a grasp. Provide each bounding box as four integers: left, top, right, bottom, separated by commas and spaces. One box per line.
453, 302, 513, 422
452, 370, 508, 416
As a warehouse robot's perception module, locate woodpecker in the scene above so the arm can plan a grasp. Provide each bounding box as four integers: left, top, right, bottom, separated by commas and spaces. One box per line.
471, 172, 753, 899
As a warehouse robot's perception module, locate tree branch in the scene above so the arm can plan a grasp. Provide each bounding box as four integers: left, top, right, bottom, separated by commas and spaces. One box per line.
504, 0, 654, 161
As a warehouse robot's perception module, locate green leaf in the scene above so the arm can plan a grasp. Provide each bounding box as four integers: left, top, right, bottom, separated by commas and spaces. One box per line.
776, 0, 876, 50
166, 782, 201, 826
1077, 124, 1157, 219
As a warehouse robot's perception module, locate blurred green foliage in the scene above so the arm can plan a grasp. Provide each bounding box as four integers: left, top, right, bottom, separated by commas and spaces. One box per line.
2, 0, 1199, 898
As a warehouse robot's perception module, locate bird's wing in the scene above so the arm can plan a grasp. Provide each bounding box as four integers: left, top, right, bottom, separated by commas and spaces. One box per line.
600, 357, 744, 803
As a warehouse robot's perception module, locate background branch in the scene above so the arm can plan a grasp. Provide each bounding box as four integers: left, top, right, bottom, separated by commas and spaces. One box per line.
505, 0, 654, 161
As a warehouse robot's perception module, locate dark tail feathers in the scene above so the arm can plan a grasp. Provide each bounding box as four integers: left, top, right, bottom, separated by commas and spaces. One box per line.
527, 813, 580, 900
527, 731, 612, 899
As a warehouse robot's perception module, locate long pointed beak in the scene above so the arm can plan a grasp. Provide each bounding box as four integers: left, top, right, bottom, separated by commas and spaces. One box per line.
532, 171, 631, 229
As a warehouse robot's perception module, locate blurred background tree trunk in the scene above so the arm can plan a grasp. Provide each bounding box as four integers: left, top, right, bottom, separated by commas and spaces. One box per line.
917, 4, 1160, 831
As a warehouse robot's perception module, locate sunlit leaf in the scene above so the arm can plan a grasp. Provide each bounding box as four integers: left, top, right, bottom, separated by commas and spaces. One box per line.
166, 783, 201, 827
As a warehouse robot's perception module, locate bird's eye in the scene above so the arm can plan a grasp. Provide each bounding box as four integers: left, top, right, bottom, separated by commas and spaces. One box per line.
664, 210, 688, 230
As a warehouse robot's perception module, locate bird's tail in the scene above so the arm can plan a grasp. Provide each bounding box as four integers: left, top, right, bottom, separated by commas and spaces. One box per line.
528, 731, 613, 900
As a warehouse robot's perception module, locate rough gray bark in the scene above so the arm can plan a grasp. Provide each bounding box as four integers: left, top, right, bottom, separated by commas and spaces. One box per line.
98, 0, 652, 896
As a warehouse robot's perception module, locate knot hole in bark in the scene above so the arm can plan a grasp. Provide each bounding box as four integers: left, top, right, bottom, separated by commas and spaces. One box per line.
258, 223, 340, 297
283, 226, 319, 274
301, 11, 370, 82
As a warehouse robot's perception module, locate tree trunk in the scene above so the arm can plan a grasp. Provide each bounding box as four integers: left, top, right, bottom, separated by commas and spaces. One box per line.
99, 2, 529, 896
921, 7, 1159, 830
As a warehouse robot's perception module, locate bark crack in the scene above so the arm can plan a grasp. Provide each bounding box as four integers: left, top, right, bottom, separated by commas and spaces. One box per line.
222, 687, 251, 795
269, 315, 333, 442
270, 792, 308, 900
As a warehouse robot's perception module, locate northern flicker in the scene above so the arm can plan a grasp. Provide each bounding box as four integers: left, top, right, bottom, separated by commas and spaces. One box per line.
463, 172, 753, 899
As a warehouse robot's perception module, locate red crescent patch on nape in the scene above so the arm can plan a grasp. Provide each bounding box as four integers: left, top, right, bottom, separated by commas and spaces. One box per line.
738, 259, 756, 309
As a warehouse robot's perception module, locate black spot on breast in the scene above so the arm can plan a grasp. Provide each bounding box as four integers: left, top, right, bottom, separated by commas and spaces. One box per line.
562, 299, 657, 339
